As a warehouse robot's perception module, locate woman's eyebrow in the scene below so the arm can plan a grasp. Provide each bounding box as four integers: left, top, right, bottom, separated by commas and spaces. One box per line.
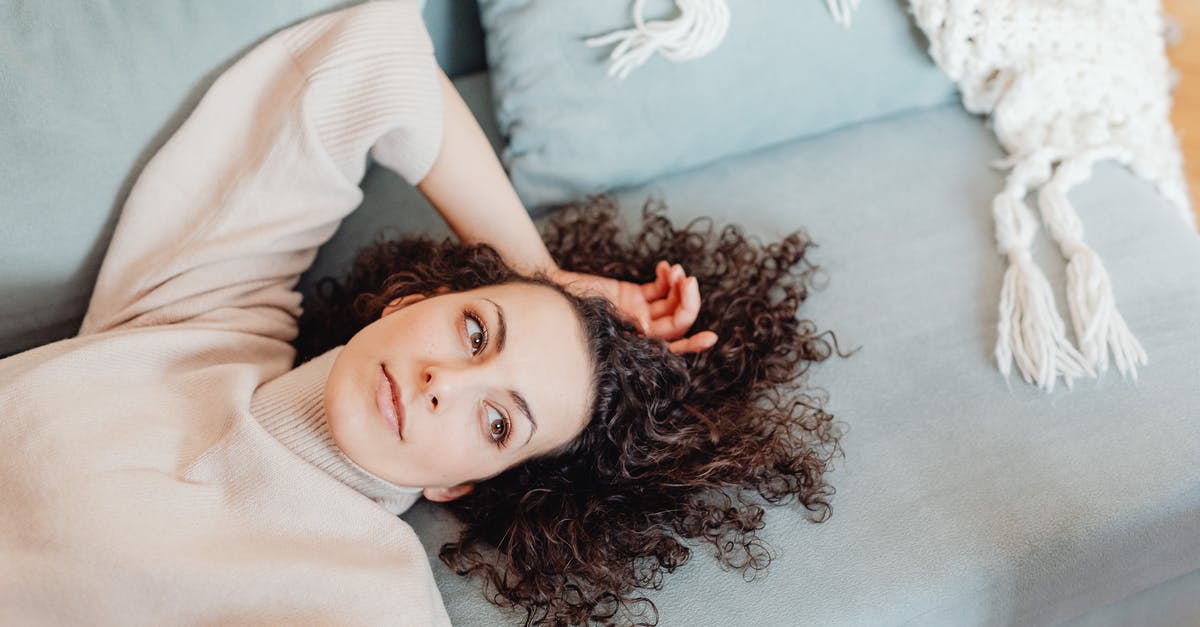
510, 390, 537, 446
482, 297, 536, 444
483, 298, 507, 352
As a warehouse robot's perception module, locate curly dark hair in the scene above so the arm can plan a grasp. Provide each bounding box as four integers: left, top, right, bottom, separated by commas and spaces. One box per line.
295, 197, 846, 626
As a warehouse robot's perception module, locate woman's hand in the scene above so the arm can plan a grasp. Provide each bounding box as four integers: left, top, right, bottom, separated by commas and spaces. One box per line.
554, 262, 718, 354
412, 72, 715, 355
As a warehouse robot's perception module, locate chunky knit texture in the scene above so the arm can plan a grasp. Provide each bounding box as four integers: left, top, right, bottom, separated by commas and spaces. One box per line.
590, 0, 1191, 390
0, 2, 448, 623
910, 0, 1191, 390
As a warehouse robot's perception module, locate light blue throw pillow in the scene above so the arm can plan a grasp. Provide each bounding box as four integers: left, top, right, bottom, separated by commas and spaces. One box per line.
478, 0, 958, 208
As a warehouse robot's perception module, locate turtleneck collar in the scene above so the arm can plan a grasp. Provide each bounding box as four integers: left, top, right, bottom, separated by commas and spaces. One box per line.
250, 347, 422, 515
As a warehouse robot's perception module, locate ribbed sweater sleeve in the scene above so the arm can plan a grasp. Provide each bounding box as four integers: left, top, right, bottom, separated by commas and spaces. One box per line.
78, 1, 442, 357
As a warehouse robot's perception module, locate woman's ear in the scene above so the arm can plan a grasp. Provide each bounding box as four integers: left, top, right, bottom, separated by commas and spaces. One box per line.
422, 483, 474, 503
382, 293, 428, 317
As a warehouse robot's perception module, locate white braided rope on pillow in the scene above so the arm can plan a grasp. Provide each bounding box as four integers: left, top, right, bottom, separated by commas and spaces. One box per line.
587, 0, 1191, 391
585, 0, 855, 81
584, 0, 731, 80
826, 0, 861, 28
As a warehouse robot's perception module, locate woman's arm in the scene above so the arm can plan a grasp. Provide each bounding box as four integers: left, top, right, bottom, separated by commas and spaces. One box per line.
79, 2, 444, 355
416, 69, 556, 276
417, 69, 716, 353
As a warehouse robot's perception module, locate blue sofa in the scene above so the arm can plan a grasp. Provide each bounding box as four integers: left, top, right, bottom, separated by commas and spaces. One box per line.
3, 1, 1197, 625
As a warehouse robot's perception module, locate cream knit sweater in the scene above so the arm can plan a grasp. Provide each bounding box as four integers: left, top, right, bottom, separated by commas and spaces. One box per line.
0, 2, 451, 624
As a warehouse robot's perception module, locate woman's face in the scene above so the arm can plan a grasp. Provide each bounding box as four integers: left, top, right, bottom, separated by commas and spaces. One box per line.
324, 282, 594, 499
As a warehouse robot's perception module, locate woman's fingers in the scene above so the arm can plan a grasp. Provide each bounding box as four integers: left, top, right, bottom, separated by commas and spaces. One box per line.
633, 262, 714, 351
647, 280, 680, 318
667, 331, 719, 354
647, 278, 684, 334
647, 264, 688, 317
673, 276, 700, 328
649, 275, 700, 340
640, 261, 672, 300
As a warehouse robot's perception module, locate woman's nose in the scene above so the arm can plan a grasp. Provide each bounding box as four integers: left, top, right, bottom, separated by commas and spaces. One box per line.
420, 364, 475, 412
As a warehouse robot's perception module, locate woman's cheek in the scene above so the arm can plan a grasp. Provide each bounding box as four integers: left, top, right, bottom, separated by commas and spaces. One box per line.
421, 424, 479, 480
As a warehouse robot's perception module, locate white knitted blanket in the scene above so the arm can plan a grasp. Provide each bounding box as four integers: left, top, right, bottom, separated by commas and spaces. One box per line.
589, 0, 1192, 391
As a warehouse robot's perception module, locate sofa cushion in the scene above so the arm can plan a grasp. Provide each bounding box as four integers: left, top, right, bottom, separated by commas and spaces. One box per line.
586, 105, 1200, 626
0, 0, 486, 357
357, 91, 1199, 624
477, 0, 957, 208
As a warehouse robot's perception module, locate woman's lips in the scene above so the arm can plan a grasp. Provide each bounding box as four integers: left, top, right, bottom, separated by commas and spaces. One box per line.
376, 364, 405, 440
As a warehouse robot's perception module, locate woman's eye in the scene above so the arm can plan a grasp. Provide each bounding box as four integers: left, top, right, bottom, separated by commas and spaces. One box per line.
464, 311, 486, 355
485, 404, 510, 447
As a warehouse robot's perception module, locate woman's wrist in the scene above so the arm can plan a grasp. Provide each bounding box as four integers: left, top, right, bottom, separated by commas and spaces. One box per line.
548, 267, 575, 285
548, 269, 621, 306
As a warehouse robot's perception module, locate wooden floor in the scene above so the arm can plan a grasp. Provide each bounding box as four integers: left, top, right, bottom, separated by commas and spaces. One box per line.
1165, 0, 1200, 227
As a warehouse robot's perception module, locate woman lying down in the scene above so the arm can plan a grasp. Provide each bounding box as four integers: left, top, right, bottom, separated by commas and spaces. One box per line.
0, 2, 842, 625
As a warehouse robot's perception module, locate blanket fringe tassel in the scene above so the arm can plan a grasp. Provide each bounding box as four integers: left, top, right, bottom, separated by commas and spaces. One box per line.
1036, 150, 1148, 380
993, 154, 1092, 391
993, 150, 1147, 390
